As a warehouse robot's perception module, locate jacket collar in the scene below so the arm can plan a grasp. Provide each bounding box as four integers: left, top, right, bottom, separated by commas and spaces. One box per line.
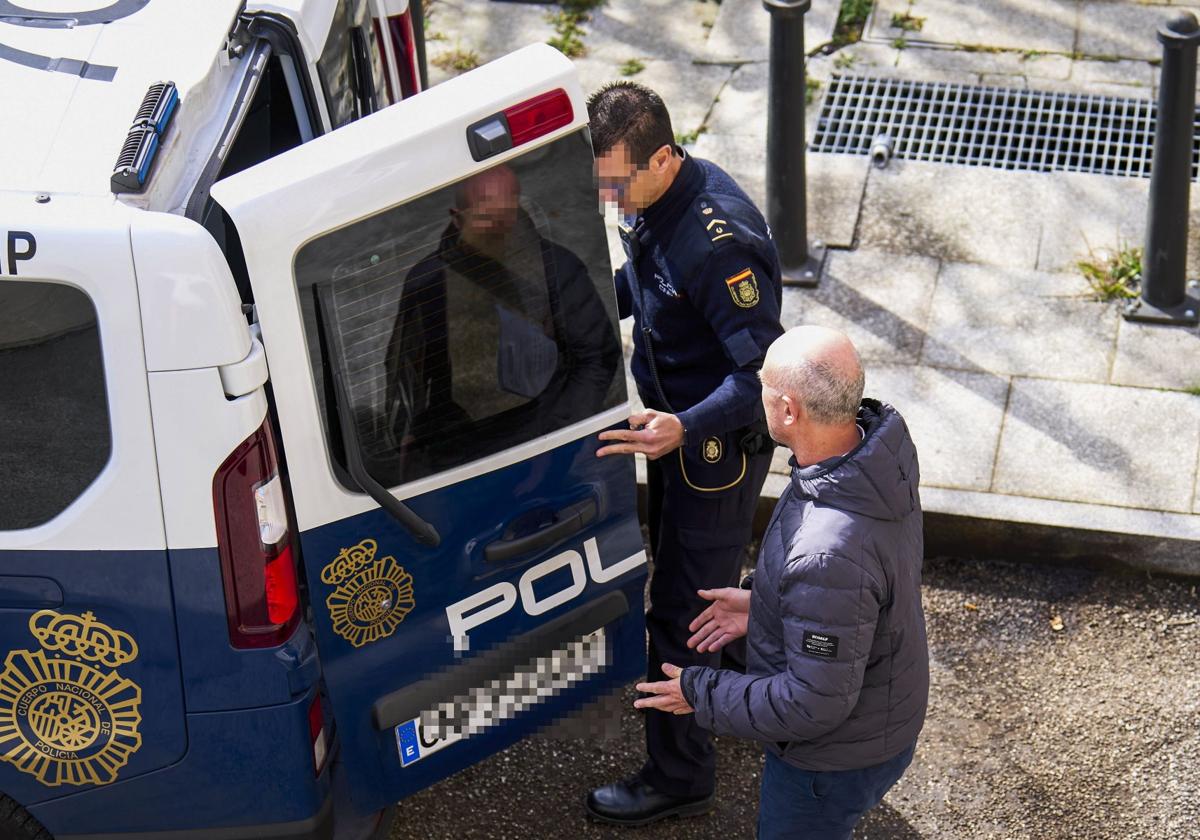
788, 400, 920, 522
639, 147, 703, 230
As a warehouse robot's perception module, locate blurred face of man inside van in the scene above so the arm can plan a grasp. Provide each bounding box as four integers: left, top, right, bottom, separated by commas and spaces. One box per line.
450, 165, 521, 258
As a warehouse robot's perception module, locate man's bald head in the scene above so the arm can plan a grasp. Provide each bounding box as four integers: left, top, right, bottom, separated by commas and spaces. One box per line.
761, 326, 864, 426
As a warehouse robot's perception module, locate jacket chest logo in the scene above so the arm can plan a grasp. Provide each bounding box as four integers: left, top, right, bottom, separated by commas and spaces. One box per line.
725, 268, 760, 308
655, 273, 681, 299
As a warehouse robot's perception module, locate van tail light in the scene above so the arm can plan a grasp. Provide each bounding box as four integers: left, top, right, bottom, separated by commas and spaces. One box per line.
308, 694, 329, 775
213, 422, 301, 649
503, 89, 573, 147
387, 9, 421, 99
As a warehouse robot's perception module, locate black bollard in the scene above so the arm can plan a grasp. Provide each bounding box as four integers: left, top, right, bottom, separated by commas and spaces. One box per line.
1126, 12, 1200, 325
763, 0, 826, 287
411, 0, 429, 91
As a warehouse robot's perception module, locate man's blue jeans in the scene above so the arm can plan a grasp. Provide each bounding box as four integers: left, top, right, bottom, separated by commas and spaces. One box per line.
757, 743, 916, 840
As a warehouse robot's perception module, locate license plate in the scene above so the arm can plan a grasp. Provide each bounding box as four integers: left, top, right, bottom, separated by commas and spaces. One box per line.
395, 628, 607, 767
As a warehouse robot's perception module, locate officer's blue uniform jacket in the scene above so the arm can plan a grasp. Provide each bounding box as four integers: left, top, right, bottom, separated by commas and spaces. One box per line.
616, 150, 783, 444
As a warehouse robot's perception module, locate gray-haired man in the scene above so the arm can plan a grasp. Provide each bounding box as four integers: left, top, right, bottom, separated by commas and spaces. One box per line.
636, 325, 929, 840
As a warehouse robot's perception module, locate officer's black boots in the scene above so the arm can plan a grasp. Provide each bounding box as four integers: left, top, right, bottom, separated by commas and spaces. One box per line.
584, 776, 715, 826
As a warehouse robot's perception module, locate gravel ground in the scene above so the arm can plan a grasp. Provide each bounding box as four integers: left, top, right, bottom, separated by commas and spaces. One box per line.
391, 556, 1200, 839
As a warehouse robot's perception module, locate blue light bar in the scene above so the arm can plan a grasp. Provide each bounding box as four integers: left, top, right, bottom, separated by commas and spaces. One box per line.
111, 80, 178, 193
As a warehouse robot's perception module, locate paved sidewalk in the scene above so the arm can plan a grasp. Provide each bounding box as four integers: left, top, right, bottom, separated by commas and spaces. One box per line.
425, 0, 1200, 575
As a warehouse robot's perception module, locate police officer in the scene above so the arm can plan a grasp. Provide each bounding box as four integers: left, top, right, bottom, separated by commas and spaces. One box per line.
585, 82, 784, 825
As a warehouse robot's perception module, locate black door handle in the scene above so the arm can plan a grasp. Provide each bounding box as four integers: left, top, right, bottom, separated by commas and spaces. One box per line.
483, 498, 597, 564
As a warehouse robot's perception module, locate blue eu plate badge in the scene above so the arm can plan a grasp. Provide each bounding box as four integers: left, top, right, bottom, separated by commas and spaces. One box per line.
396, 720, 421, 766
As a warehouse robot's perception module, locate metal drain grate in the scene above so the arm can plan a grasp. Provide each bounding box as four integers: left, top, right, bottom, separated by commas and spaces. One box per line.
812, 74, 1200, 179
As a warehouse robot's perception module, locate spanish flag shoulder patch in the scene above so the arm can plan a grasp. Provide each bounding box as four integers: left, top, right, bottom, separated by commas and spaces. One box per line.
725, 268, 760, 308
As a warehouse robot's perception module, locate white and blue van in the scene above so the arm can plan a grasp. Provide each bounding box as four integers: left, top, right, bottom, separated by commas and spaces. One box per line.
0, 2, 646, 837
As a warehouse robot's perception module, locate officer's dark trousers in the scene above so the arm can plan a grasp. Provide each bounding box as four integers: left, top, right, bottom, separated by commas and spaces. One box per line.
640, 448, 774, 799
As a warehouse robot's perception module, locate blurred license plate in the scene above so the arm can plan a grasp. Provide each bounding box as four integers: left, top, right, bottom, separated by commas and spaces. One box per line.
395, 629, 606, 767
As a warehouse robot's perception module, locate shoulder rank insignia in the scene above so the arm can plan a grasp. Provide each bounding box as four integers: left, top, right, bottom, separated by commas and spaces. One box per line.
705, 215, 733, 244
697, 199, 735, 245
725, 268, 760, 308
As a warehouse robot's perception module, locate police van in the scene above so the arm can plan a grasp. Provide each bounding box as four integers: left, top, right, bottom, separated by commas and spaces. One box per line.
0, 2, 647, 837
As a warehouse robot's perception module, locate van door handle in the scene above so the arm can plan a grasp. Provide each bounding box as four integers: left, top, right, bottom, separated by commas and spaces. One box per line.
484, 498, 597, 564
0, 576, 63, 609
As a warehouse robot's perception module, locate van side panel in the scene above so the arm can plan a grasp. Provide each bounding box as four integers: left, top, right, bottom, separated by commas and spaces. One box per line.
0, 199, 187, 815
28, 689, 329, 837
169, 547, 321, 712
0, 549, 187, 808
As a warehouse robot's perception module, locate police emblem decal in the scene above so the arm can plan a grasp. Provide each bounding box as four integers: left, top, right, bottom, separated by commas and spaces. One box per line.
702, 437, 723, 463
725, 268, 760, 308
0, 610, 143, 787
323, 539, 415, 649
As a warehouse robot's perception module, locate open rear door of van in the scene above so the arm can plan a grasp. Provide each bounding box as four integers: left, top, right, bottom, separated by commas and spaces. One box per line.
210, 44, 646, 812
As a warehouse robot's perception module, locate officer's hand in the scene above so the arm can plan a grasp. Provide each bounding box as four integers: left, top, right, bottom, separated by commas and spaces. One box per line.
687, 588, 751, 653
634, 664, 694, 716
595, 410, 685, 460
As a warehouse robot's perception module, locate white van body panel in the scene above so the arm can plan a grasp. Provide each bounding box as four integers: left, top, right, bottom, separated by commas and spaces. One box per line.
148, 368, 269, 550
0, 195, 166, 551
1, 1, 244, 204
210, 44, 608, 531
131, 212, 251, 372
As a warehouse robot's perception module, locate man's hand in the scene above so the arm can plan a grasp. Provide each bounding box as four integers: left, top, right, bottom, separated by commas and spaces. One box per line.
634, 663, 694, 715
596, 409, 685, 460
687, 588, 751, 653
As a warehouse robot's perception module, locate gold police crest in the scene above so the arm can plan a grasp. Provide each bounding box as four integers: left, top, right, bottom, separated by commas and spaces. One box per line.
702, 436, 723, 463
0, 610, 142, 787
322, 539, 415, 648
725, 268, 760, 308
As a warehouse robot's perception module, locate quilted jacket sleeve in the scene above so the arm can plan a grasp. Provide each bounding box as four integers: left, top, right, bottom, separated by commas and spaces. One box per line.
681, 552, 885, 742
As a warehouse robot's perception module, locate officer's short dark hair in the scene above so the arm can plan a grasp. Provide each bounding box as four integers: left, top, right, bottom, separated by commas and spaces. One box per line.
586, 82, 675, 164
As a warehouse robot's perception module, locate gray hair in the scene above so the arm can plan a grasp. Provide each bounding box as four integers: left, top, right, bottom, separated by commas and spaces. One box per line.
766, 357, 864, 425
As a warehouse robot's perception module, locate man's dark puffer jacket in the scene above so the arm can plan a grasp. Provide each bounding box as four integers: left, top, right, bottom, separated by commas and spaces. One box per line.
681, 399, 929, 770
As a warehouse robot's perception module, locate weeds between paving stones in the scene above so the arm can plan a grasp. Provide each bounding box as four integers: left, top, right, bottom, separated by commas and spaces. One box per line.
833, 0, 873, 47
1076, 242, 1142, 302
432, 45, 480, 73
890, 12, 925, 32
423, 0, 445, 41
547, 0, 605, 58
620, 58, 645, 76
806, 74, 821, 105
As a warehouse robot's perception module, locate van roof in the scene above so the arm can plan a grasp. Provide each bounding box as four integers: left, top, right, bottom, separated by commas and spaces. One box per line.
0, 1, 337, 203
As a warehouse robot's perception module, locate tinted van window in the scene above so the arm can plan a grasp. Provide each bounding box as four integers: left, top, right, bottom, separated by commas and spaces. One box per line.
295, 129, 623, 489
0, 282, 110, 529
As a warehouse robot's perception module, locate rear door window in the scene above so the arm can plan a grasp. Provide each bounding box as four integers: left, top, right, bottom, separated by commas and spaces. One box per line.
0, 281, 110, 530
296, 130, 622, 489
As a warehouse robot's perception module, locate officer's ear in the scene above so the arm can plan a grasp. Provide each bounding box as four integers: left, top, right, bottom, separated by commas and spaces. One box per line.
647, 144, 673, 174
